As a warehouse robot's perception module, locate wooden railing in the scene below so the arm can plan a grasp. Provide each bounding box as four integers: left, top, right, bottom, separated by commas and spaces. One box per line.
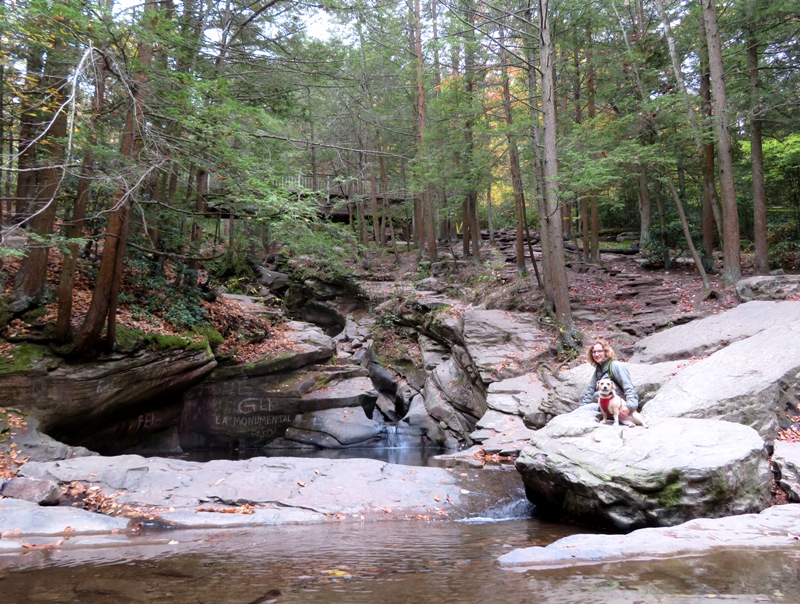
274, 174, 411, 202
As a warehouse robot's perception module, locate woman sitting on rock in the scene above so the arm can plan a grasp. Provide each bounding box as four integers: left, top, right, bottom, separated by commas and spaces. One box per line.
579, 339, 640, 422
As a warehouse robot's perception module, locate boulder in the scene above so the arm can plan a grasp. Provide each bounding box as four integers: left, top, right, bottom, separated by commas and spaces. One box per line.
498, 504, 800, 569
0, 477, 61, 505
526, 360, 684, 429
0, 416, 95, 462
0, 498, 130, 537
403, 393, 453, 448
773, 441, 800, 502
642, 320, 800, 442
515, 411, 771, 531
485, 374, 548, 416
735, 275, 800, 302
470, 410, 536, 456
285, 407, 383, 448
256, 268, 289, 291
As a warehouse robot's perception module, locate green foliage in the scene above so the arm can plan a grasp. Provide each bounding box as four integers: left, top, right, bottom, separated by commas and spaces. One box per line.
274, 219, 361, 283
118, 250, 208, 331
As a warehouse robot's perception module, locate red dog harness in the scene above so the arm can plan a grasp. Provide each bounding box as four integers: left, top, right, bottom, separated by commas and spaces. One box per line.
599, 396, 631, 420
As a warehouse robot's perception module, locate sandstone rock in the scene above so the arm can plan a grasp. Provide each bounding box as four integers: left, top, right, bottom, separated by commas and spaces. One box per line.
0, 477, 61, 505
642, 319, 800, 442
773, 441, 800, 502
211, 321, 334, 378
498, 504, 800, 569
735, 275, 800, 302
515, 412, 771, 531
527, 360, 684, 428
18, 454, 497, 524
461, 309, 551, 382
256, 268, 289, 291
0, 417, 95, 462
180, 365, 378, 449
630, 300, 800, 363
285, 407, 383, 448
0, 498, 129, 537
0, 342, 216, 438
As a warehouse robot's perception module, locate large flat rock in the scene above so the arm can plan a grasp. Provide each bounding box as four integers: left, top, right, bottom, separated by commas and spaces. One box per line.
498, 503, 800, 569
15, 454, 500, 533
630, 301, 800, 363
642, 319, 800, 442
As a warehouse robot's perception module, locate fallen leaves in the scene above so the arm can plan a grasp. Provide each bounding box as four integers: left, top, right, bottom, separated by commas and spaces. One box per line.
63, 481, 161, 521
196, 503, 257, 515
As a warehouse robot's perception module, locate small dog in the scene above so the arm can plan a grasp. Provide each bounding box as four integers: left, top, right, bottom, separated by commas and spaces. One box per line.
596, 378, 648, 428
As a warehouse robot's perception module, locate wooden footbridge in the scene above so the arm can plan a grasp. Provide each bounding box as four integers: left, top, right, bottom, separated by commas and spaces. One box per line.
274, 174, 412, 219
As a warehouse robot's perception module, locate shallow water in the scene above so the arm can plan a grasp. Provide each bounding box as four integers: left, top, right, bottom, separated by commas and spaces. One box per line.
1, 466, 798, 604
2, 517, 798, 603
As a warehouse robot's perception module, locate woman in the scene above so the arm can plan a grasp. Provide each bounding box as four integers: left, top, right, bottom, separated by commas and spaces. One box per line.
579, 339, 640, 414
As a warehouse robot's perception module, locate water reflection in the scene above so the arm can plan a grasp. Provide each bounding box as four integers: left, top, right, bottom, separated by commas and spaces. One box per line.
2, 520, 797, 603
167, 446, 448, 467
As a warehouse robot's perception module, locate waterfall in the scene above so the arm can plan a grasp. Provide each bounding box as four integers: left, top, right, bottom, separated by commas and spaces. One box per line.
385, 424, 400, 449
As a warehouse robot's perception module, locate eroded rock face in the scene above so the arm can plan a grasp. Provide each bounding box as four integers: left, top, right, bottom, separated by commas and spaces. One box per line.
180, 364, 378, 449
285, 407, 383, 448
461, 309, 551, 382
0, 343, 216, 440
515, 412, 771, 531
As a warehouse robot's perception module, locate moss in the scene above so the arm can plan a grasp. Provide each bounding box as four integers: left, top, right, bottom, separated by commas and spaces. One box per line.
657, 478, 685, 509
115, 325, 145, 353
143, 332, 193, 351
193, 325, 224, 349
0, 343, 49, 375
704, 471, 731, 506
116, 325, 209, 354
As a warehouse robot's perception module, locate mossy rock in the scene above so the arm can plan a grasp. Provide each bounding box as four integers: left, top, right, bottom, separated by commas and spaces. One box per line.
657, 477, 685, 509
0, 342, 50, 375
193, 325, 224, 349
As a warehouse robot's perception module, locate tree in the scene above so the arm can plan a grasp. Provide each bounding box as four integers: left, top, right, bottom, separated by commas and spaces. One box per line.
701, 0, 741, 283
535, 0, 579, 350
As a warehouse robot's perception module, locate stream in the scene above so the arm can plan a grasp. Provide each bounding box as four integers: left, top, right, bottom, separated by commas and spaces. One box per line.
1, 459, 798, 603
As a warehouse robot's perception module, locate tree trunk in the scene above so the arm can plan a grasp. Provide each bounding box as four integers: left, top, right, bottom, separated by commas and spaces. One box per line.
747, 1, 768, 275
586, 25, 600, 263
11, 49, 44, 225
666, 175, 711, 289
538, 0, 579, 350
638, 166, 652, 249
11, 39, 68, 310
702, 0, 741, 283
413, 0, 437, 264
56, 52, 106, 343
70, 14, 156, 356
501, 25, 527, 275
